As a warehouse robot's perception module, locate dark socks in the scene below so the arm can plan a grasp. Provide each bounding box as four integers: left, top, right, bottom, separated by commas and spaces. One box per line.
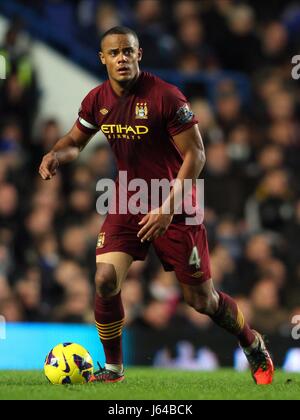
95, 291, 125, 364
210, 292, 256, 348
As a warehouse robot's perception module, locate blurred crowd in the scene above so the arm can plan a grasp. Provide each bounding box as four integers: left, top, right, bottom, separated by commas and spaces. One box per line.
13, 0, 300, 75
0, 0, 300, 338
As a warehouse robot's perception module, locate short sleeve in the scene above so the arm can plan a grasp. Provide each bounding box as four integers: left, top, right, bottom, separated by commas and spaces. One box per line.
163, 86, 198, 137
76, 90, 99, 134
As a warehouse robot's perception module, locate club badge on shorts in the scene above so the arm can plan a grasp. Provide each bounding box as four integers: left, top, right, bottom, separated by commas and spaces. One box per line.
97, 233, 106, 248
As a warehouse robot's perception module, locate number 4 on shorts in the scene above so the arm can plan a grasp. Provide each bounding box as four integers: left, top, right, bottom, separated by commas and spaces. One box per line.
189, 246, 201, 269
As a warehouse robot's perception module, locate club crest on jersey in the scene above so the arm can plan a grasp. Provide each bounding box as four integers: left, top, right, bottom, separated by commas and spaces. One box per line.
135, 103, 148, 119
176, 104, 194, 124
97, 232, 106, 248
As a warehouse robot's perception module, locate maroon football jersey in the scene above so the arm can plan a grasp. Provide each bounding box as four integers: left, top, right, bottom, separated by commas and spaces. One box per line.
76, 71, 198, 214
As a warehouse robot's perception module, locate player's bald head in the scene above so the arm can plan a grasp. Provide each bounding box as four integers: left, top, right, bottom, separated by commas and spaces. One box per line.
100, 26, 140, 51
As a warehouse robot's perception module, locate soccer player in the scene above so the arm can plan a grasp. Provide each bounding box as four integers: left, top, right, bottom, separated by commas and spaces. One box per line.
39, 27, 274, 385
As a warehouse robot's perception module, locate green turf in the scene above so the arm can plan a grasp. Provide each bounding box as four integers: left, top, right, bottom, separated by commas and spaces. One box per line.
0, 368, 299, 400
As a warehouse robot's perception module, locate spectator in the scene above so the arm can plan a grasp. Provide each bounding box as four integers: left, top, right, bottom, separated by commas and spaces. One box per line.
260, 22, 290, 68
215, 80, 245, 133
133, 0, 177, 68
53, 275, 93, 323
246, 169, 294, 232
141, 299, 174, 330
15, 266, 49, 321
0, 296, 24, 322
222, 4, 261, 74
204, 142, 246, 218
122, 278, 144, 325
250, 278, 289, 334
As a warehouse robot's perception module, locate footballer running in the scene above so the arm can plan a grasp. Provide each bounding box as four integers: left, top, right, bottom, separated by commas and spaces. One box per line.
39, 27, 274, 385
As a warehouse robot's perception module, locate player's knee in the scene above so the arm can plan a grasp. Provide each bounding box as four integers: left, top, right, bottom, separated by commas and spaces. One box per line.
95, 264, 118, 298
185, 293, 217, 315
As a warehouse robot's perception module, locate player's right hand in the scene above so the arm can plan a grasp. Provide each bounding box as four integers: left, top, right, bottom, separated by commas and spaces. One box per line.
39, 152, 60, 180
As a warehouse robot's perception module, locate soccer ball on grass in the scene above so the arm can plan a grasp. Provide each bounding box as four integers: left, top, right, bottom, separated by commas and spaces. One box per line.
44, 343, 94, 384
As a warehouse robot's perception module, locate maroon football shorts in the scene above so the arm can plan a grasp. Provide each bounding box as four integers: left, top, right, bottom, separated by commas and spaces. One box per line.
96, 213, 212, 285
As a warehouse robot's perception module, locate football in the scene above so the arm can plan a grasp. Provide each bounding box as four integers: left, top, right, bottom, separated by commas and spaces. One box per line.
44, 343, 94, 385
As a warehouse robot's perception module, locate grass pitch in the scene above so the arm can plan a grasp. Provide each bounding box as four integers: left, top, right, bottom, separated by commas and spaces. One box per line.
0, 368, 299, 400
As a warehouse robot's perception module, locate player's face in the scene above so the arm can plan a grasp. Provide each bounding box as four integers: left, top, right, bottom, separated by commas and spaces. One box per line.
100, 34, 142, 83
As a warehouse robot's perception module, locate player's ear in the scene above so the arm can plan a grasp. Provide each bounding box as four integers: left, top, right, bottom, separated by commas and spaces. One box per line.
137, 48, 143, 62
99, 51, 105, 65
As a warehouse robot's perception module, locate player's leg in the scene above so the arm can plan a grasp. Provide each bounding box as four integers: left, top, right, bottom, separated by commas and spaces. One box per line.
179, 279, 274, 385
180, 279, 255, 346
90, 213, 150, 383
154, 223, 274, 384
90, 252, 133, 383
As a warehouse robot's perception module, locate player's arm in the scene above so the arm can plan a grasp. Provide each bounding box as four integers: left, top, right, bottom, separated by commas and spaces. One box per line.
172, 124, 205, 187
167, 124, 206, 213
39, 124, 92, 180
138, 125, 205, 242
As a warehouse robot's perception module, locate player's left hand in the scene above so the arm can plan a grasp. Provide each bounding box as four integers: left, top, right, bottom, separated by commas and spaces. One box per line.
137, 209, 173, 242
